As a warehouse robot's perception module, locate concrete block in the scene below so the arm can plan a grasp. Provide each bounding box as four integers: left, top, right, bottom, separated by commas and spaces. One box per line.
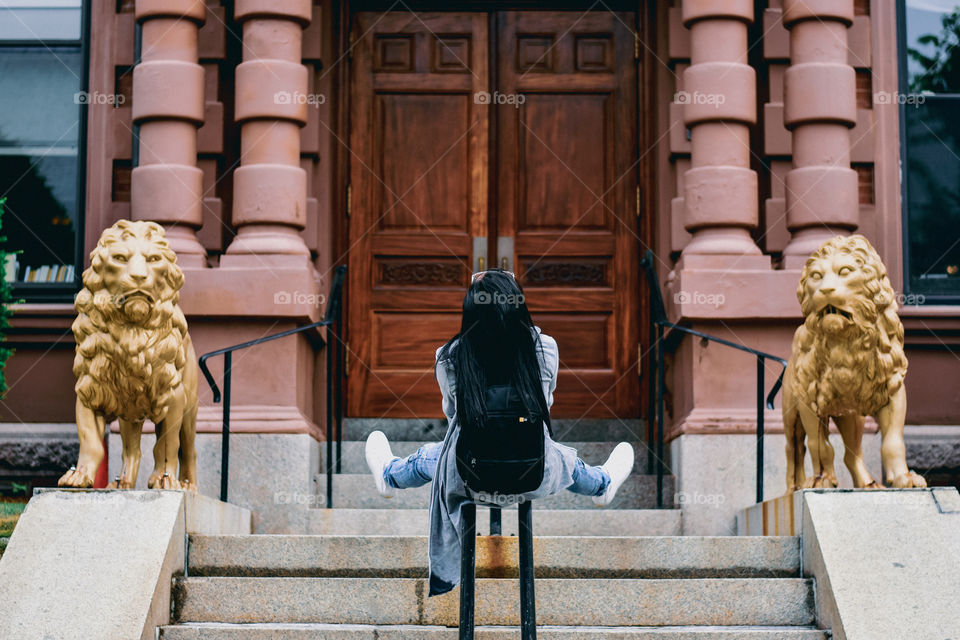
0, 489, 250, 640
187, 534, 798, 579
800, 488, 960, 639
109, 432, 319, 533
302, 507, 682, 536
173, 576, 815, 627
160, 622, 829, 639
671, 433, 881, 536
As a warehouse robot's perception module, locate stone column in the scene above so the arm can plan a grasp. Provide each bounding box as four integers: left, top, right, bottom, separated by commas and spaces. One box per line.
132, 0, 207, 267
680, 0, 761, 258
782, 0, 858, 263
222, 0, 312, 266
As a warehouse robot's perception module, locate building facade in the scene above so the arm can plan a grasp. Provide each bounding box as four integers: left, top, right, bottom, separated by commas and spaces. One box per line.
2, 0, 959, 532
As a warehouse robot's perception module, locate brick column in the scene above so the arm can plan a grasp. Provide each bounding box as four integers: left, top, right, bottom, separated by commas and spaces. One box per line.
782, 0, 858, 264
132, 0, 207, 267
222, 0, 312, 266
680, 0, 761, 258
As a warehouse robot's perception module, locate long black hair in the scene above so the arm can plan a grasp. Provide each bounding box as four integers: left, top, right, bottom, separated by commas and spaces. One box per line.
436, 269, 552, 435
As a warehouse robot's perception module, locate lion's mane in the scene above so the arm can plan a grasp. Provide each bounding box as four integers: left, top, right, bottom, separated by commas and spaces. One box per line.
791, 235, 907, 418
72, 220, 189, 424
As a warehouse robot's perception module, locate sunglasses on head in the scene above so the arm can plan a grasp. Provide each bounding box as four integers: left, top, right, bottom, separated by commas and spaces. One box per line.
471, 269, 516, 282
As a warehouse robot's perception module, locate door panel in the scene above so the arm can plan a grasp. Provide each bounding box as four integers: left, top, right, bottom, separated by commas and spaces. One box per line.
497, 12, 639, 418
348, 12, 489, 416
348, 10, 639, 418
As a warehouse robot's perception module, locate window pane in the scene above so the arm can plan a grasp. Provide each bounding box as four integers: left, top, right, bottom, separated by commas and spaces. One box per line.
905, 1, 960, 93
1, 155, 78, 283
0, 49, 83, 148
905, 98, 960, 297
0, 0, 82, 42
0, 48, 82, 285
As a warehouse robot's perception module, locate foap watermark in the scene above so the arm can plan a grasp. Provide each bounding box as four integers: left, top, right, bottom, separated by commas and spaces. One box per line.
674, 290, 725, 308
474, 91, 525, 108
274, 290, 327, 308
874, 91, 925, 107
74, 90, 126, 106
474, 290, 525, 307
895, 292, 926, 306
870, 491, 929, 509
274, 90, 326, 106
274, 491, 321, 506
470, 490, 527, 507
675, 491, 726, 507
674, 90, 726, 108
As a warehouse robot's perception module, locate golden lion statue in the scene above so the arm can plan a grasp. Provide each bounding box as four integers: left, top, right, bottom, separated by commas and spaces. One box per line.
58, 220, 199, 491
783, 234, 926, 492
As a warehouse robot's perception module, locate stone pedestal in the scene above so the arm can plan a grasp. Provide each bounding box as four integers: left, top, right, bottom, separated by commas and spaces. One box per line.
0, 489, 251, 640
738, 488, 960, 639
673, 431, 881, 535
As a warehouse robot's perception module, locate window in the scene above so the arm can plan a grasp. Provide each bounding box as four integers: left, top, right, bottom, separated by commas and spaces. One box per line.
900, 0, 960, 302
0, 0, 87, 300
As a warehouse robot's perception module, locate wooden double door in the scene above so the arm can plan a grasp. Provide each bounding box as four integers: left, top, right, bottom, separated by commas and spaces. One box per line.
347, 10, 640, 418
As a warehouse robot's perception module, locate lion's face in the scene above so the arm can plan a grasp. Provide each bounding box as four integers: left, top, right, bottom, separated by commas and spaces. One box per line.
797, 235, 892, 337
102, 236, 172, 323
800, 251, 864, 335
81, 220, 184, 326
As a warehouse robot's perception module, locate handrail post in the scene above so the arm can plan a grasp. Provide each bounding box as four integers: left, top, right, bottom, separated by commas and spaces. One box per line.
459, 503, 477, 640
518, 500, 536, 640
647, 313, 656, 475
326, 316, 334, 508
656, 323, 665, 509
756, 355, 765, 504
335, 291, 344, 474
220, 351, 231, 502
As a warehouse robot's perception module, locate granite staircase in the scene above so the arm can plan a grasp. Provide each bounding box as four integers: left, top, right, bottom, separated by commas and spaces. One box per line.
159, 419, 827, 639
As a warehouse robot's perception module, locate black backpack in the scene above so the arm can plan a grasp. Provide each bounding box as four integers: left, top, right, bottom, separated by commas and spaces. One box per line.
456, 384, 546, 495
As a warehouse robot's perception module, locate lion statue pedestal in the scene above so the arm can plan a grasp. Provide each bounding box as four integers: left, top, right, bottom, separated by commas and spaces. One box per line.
783, 234, 926, 492
58, 220, 199, 491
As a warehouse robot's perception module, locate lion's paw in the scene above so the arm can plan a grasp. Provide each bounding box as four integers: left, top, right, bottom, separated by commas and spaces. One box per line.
148, 471, 182, 490
890, 470, 927, 488
58, 465, 96, 488
803, 474, 838, 489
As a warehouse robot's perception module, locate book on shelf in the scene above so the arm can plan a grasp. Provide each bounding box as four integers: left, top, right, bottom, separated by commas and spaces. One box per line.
20, 264, 76, 283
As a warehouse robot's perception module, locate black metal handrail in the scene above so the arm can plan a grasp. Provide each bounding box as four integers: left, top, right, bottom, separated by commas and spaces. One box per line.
640, 250, 786, 507
460, 502, 536, 640
198, 265, 347, 504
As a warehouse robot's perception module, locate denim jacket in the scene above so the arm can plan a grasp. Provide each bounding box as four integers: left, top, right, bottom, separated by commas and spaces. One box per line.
427, 326, 579, 595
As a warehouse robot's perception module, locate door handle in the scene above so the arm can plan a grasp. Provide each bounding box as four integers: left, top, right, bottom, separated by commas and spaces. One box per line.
473, 236, 487, 274
497, 236, 514, 273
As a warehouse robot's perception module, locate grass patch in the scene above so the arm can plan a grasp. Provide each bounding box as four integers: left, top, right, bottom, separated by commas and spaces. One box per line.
0, 502, 25, 537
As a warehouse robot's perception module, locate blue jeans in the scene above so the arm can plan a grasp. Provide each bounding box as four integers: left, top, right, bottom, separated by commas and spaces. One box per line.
383, 441, 610, 497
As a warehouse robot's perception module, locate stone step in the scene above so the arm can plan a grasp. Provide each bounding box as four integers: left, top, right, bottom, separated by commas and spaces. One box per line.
188, 535, 799, 579
160, 623, 829, 639
303, 508, 681, 536
325, 441, 641, 474
173, 577, 815, 626
343, 418, 648, 444
315, 474, 674, 510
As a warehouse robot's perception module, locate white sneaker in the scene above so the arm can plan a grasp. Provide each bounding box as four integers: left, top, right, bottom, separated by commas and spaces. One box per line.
593, 442, 635, 507
365, 430, 398, 498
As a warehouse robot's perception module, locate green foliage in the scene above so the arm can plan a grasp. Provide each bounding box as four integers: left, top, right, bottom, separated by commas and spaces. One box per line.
0, 197, 15, 396
908, 8, 960, 93
0, 502, 25, 537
